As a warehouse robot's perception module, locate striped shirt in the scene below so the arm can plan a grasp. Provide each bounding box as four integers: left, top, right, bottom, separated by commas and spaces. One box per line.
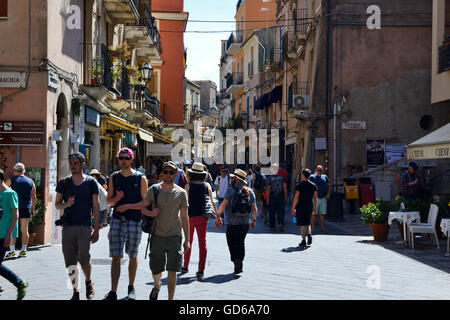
400, 170, 420, 197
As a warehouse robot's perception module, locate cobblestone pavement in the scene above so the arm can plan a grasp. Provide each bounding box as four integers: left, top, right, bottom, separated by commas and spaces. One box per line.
1, 203, 449, 300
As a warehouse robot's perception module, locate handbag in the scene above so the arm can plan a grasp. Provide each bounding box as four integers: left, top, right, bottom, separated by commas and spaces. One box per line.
203, 194, 216, 220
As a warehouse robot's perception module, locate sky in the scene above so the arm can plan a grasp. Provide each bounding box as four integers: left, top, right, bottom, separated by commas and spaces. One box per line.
183, 1, 237, 86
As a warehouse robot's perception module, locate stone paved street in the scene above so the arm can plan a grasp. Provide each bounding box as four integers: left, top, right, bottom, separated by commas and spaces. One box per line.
1, 204, 450, 300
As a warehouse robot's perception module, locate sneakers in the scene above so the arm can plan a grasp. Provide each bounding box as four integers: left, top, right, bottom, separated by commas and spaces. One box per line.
17, 280, 28, 300
71, 291, 80, 300
234, 259, 243, 274
5, 251, 17, 259
127, 285, 136, 300
103, 291, 117, 300
19, 251, 27, 257
307, 234, 312, 245
86, 280, 94, 300
299, 240, 307, 248
196, 271, 204, 279
180, 267, 189, 274
149, 287, 160, 300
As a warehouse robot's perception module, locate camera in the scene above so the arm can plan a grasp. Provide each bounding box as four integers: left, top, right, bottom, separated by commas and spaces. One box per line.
55, 216, 66, 226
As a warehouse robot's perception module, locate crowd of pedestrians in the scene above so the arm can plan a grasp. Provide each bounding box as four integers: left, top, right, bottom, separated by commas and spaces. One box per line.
1, 150, 332, 300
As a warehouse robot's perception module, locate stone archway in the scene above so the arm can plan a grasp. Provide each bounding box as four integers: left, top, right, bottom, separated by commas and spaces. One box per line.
56, 93, 70, 182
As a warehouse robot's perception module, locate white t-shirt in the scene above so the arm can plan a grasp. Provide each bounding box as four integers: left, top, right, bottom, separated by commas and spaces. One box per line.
214, 175, 230, 198
246, 174, 253, 189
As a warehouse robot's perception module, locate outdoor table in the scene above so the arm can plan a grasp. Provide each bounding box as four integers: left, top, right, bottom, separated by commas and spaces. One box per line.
388, 211, 421, 248
440, 218, 450, 257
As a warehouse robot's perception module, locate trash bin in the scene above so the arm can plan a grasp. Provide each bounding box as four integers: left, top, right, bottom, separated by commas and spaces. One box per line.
344, 178, 359, 214
359, 177, 375, 207
327, 192, 345, 221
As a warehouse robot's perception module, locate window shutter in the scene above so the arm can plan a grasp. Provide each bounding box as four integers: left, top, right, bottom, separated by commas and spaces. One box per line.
0, 0, 7, 17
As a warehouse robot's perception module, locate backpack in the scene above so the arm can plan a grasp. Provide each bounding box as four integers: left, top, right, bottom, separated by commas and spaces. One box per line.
253, 172, 265, 191
230, 186, 252, 215
141, 184, 160, 234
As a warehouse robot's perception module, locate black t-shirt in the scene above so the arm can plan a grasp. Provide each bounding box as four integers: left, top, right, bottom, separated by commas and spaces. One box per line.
56, 176, 99, 226
295, 180, 318, 212
96, 175, 107, 186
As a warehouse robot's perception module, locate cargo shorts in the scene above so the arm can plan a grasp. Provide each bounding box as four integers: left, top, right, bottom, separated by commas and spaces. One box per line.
149, 235, 183, 274
62, 225, 92, 268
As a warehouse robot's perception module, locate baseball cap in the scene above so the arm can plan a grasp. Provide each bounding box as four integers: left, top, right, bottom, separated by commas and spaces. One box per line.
13, 163, 25, 171
162, 161, 178, 172
118, 147, 134, 159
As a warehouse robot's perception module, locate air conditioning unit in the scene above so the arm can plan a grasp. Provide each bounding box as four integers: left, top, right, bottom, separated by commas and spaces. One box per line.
293, 94, 310, 109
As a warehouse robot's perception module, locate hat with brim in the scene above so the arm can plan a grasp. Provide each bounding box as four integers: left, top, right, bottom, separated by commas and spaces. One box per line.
187, 162, 207, 175
230, 169, 248, 185
90, 169, 101, 176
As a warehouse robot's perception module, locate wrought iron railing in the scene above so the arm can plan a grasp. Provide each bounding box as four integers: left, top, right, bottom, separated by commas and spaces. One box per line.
226, 72, 244, 89
135, 1, 162, 54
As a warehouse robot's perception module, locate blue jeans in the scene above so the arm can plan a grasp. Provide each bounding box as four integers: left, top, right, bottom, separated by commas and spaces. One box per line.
0, 239, 23, 287
269, 197, 286, 228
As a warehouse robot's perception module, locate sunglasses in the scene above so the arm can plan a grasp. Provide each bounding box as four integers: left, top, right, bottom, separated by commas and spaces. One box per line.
118, 156, 132, 161
163, 170, 176, 175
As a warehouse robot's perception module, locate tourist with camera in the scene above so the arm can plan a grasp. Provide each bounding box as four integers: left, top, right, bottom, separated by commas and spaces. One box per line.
54, 152, 100, 300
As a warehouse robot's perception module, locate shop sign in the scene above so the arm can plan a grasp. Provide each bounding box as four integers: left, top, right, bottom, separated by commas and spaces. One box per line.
0, 121, 44, 146
0, 72, 26, 88
366, 139, 385, 166
342, 121, 366, 130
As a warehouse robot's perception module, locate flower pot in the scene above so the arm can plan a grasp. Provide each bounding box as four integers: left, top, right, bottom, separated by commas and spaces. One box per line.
27, 233, 37, 247
369, 223, 390, 242
90, 78, 98, 85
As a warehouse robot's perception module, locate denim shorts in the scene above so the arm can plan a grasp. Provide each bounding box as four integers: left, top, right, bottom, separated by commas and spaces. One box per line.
108, 218, 142, 259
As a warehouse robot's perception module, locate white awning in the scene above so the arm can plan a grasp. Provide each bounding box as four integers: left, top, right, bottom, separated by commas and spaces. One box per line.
407, 123, 450, 160
147, 143, 173, 156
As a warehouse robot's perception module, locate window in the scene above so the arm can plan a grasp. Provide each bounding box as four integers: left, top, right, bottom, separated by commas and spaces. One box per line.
0, 0, 7, 18
253, 95, 256, 116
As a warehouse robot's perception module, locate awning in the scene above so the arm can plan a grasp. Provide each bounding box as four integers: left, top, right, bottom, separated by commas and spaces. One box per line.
138, 128, 154, 143
407, 123, 450, 160
104, 114, 138, 133
147, 143, 173, 156
269, 85, 282, 103
261, 93, 270, 108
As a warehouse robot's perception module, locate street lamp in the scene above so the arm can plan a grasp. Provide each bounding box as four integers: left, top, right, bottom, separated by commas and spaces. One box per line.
140, 63, 153, 84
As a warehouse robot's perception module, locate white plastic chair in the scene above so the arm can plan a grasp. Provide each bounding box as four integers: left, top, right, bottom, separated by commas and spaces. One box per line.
408, 204, 440, 250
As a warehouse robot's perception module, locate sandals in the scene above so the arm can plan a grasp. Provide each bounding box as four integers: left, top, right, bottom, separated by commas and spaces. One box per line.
149, 287, 160, 300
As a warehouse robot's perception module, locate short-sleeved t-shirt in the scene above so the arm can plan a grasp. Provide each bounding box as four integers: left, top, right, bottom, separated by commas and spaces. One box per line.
56, 175, 99, 226
145, 183, 188, 238
224, 184, 255, 226
214, 175, 230, 198
309, 173, 330, 198
0, 188, 19, 239
295, 180, 318, 213
267, 174, 285, 199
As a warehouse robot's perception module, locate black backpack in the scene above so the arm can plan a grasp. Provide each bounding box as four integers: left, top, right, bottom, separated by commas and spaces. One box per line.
253, 172, 265, 191
141, 184, 160, 234
231, 186, 252, 215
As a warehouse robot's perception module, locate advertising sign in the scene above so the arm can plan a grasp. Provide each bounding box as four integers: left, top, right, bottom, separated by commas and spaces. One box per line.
0, 121, 44, 146
366, 139, 385, 166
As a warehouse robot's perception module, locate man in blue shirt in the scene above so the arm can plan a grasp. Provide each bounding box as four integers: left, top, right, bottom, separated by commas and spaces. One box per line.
309, 165, 331, 233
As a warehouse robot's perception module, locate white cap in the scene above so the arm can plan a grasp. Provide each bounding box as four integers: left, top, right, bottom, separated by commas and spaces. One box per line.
13, 162, 25, 171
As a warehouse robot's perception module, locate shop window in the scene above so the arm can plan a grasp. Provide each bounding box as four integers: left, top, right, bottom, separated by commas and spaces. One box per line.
0, 0, 7, 18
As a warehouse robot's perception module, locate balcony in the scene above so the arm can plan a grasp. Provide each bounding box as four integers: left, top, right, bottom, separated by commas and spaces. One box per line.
226, 72, 244, 95
217, 91, 231, 105
226, 33, 242, 56
126, 85, 162, 124
103, 0, 139, 24
282, 31, 298, 61
125, 1, 162, 64
294, 8, 309, 44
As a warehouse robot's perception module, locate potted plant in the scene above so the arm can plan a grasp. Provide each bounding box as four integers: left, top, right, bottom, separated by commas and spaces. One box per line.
88, 56, 103, 85
28, 198, 46, 246
127, 65, 142, 85
111, 58, 123, 83
360, 201, 390, 241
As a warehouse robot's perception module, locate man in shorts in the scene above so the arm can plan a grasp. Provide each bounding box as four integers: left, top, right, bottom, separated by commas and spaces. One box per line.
5, 163, 36, 258
143, 161, 190, 300
292, 169, 318, 247
55, 152, 100, 300
309, 165, 331, 233
104, 148, 148, 300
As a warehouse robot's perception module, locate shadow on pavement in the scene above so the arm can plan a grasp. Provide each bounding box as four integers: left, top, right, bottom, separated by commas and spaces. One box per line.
281, 246, 309, 253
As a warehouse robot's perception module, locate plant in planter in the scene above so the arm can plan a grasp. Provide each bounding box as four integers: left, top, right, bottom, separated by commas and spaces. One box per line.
111, 58, 123, 83
127, 65, 142, 85
88, 56, 103, 85
28, 198, 46, 246
109, 41, 132, 63
360, 201, 390, 241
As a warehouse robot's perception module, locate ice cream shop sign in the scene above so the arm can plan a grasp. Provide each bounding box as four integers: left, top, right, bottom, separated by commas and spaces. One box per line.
0, 72, 27, 88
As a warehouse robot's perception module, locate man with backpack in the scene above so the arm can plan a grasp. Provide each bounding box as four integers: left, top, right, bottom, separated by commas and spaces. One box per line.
253, 166, 267, 223
215, 169, 257, 275
55, 152, 100, 300
174, 162, 188, 189
103, 148, 148, 300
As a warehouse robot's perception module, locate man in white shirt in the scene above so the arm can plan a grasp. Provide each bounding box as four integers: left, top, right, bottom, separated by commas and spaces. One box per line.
214, 167, 231, 208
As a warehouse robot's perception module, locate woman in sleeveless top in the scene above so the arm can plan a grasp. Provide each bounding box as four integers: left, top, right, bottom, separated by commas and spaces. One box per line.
182, 163, 216, 278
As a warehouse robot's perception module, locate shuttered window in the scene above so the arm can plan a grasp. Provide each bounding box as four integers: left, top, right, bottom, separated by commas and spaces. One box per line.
0, 0, 7, 18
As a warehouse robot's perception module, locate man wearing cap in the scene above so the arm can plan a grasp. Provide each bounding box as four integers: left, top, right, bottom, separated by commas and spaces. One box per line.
103, 148, 148, 300
143, 161, 190, 300
5, 163, 36, 259
215, 169, 257, 275
400, 162, 422, 200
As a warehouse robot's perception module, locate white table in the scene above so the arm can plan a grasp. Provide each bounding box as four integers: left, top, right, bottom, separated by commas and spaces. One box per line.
388, 211, 421, 247
440, 218, 450, 257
